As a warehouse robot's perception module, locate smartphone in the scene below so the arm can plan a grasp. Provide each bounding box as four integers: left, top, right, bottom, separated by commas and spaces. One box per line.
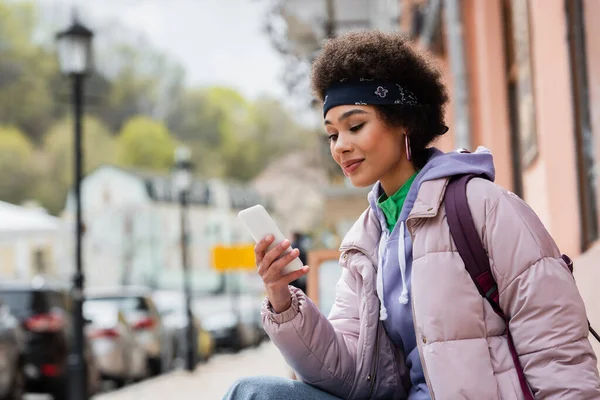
238, 205, 304, 275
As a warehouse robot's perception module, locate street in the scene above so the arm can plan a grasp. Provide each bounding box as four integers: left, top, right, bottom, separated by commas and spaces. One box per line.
90, 342, 291, 400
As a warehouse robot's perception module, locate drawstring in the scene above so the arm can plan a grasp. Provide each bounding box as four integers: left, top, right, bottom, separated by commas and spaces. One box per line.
376, 231, 389, 320
397, 221, 409, 305
376, 222, 410, 321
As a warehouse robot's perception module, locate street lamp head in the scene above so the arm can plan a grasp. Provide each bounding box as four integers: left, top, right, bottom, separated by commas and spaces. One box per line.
175, 146, 192, 165
173, 146, 194, 194
56, 16, 94, 76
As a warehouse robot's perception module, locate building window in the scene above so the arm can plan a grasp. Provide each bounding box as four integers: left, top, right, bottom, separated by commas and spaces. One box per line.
33, 248, 46, 274
502, 0, 540, 197
408, 0, 445, 56
507, 0, 538, 169
566, 0, 598, 249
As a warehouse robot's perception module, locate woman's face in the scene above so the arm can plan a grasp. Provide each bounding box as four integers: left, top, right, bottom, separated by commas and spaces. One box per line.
325, 105, 407, 190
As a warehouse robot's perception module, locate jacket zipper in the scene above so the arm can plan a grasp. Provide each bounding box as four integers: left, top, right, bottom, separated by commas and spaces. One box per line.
366, 321, 381, 399
405, 214, 436, 399
411, 289, 435, 399
342, 196, 439, 398
338, 245, 382, 400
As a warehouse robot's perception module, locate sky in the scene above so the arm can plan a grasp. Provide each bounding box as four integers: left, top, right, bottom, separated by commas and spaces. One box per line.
34, 0, 288, 101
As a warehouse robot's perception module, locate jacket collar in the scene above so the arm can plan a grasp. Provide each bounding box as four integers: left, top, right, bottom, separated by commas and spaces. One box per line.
339, 208, 380, 266
408, 178, 449, 220
339, 177, 450, 259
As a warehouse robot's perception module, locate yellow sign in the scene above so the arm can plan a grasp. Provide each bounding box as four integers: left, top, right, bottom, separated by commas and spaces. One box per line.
212, 244, 256, 272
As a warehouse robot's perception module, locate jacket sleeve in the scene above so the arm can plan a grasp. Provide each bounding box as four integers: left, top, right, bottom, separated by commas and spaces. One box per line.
483, 187, 600, 398
261, 267, 360, 399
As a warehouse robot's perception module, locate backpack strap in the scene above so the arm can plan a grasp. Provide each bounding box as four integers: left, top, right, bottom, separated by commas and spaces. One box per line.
444, 174, 534, 400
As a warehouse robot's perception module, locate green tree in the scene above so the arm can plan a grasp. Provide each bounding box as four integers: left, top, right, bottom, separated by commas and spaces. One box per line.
93, 25, 186, 132
117, 116, 176, 170
0, 126, 35, 204
0, 1, 61, 142
167, 87, 250, 177
220, 95, 316, 181
168, 86, 317, 181
37, 116, 116, 214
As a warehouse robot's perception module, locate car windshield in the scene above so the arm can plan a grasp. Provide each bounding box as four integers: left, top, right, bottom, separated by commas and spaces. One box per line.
0, 290, 66, 319
86, 296, 149, 313
83, 302, 119, 326
152, 293, 184, 315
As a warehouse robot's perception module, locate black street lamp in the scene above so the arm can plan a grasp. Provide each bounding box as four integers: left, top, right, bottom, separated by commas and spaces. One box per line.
56, 15, 94, 400
172, 146, 197, 372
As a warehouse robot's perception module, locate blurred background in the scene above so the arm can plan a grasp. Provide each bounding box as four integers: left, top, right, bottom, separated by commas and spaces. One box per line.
0, 0, 599, 399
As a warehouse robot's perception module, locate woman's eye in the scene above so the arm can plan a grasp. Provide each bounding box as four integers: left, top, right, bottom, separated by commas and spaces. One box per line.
349, 123, 365, 132
327, 134, 338, 143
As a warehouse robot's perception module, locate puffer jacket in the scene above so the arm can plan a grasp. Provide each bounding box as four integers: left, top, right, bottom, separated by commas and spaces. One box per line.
262, 176, 600, 399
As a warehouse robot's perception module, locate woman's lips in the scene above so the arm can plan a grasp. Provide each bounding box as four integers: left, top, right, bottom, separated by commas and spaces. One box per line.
343, 159, 364, 175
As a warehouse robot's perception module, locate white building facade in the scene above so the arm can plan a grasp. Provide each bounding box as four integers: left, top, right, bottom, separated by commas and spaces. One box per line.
62, 166, 267, 292
0, 201, 67, 281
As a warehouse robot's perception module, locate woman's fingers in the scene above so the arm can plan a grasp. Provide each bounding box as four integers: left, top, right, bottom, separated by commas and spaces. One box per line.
261, 239, 290, 267
268, 248, 300, 276
254, 235, 274, 266
275, 266, 310, 287
257, 239, 290, 276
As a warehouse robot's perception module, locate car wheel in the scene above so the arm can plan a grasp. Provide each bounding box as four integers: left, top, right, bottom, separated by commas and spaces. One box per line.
148, 357, 162, 376
197, 349, 209, 363
113, 378, 126, 389
50, 382, 68, 400
231, 334, 242, 353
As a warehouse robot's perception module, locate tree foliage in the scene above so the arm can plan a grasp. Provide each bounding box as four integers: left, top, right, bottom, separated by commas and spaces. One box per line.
117, 116, 176, 170
0, 126, 35, 204
37, 116, 116, 214
0, 0, 318, 214
0, 1, 61, 142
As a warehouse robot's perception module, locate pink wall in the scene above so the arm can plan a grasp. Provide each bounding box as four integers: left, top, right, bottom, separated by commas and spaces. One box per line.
584, 0, 600, 234
525, 0, 580, 256
436, 56, 457, 153
463, 0, 514, 191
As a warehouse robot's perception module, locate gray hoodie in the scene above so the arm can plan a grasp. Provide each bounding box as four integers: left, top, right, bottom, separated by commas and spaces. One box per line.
367, 147, 496, 399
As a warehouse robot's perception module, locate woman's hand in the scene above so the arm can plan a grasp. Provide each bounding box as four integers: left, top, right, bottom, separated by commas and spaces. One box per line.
255, 235, 309, 313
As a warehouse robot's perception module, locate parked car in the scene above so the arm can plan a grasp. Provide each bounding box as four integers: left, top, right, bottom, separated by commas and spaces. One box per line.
85, 286, 171, 376
0, 281, 101, 400
0, 299, 25, 400
227, 273, 267, 346
152, 290, 214, 367
193, 295, 259, 353
83, 300, 148, 386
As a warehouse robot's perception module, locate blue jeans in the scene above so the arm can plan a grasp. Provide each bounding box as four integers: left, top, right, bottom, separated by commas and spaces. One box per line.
223, 376, 342, 400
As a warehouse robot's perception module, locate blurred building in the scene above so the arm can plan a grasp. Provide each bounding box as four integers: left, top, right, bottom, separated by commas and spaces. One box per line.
400, 0, 599, 256
276, 0, 600, 354
0, 201, 67, 280
401, 0, 600, 356
251, 150, 328, 236
267, 0, 402, 245
61, 165, 267, 292
272, 0, 600, 258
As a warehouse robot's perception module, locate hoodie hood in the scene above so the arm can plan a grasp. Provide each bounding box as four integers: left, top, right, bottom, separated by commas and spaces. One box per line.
368, 146, 496, 321
368, 146, 496, 219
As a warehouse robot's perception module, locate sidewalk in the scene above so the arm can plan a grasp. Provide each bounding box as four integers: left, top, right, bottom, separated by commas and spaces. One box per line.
94, 342, 292, 400
67, 252, 600, 400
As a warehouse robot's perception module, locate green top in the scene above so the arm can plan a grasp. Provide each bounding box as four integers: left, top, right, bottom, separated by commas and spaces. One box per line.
378, 172, 418, 232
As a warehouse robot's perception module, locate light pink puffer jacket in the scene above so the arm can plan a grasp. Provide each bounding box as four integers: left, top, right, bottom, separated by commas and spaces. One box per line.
262, 177, 600, 399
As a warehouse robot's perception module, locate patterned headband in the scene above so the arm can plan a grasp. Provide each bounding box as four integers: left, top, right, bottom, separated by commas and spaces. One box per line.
323, 78, 419, 118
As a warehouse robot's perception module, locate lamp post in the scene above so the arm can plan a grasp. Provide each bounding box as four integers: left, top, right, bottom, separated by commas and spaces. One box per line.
172, 146, 197, 372
56, 16, 94, 400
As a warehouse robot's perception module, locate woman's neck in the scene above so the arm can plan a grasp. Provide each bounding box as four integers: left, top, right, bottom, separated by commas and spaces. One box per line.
379, 160, 417, 197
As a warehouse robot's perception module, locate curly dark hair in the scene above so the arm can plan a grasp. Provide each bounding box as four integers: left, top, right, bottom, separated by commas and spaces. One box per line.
310, 30, 449, 168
